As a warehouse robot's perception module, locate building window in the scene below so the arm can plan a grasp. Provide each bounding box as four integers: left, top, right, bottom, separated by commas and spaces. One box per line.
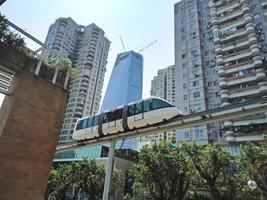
182, 54, 186, 59
183, 95, 188, 100
183, 83, 187, 89
183, 73, 187, 78
182, 63, 187, 69
192, 80, 199, 87
193, 92, 200, 98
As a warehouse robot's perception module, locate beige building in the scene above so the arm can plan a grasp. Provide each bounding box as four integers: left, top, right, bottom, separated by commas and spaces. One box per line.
209, 0, 267, 148
42, 17, 110, 144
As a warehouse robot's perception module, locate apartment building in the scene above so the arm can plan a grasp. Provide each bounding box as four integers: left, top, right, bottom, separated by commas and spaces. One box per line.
209, 0, 267, 146
148, 65, 177, 143
42, 17, 110, 144
174, 0, 222, 145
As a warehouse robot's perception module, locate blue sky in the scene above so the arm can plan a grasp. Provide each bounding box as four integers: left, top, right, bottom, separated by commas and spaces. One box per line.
0, 0, 178, 105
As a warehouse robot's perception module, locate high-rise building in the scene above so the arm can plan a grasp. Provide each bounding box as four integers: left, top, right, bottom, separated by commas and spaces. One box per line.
100, 51, 143, 111
148, 65, 177, 143
174, 0, 267, 148
100, 51, 143, 149
209, 0, 267, 146
42, 17, 110, 144
174, 0, 222, 145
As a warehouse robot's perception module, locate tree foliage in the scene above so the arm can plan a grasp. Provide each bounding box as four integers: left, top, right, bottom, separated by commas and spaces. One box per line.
46, 159, 122, 200
127, 141, 192, 200
125, 142, 267, 200
0, 13, 25, 48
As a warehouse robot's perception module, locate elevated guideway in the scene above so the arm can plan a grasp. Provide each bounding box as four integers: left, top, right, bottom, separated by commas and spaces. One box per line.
57, 97, 267, 152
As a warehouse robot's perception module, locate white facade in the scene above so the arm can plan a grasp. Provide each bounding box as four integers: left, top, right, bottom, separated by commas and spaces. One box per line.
42, 17, 110, 144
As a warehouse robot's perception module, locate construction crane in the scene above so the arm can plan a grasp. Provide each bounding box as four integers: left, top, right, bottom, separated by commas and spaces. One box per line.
119, 35, 126, 51
119, 35, 157, 53
138, 40, 157, 53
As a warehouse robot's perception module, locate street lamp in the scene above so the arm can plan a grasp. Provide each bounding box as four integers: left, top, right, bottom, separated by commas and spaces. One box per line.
247, 180, 257, 190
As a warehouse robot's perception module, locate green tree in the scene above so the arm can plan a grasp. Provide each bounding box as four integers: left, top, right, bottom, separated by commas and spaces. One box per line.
127, 141, 192, 200
239, 143, 267, 198
0, 13, 25, 48
46, 158, 122, 200
181, 143, 235, 200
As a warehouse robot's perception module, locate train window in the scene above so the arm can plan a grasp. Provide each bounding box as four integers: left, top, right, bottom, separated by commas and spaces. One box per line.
128, 105, 135, 116
82, 119, 88, 128
76, 120, 84, 130
87, 117, 93, 127
151, 99, 172, 110
107, 111, 116, 122
135, 102, 142, 114
115, 109, 123, 120
143, 100, 150, 112
103, 113, 108, 123
92, 115, 99, 126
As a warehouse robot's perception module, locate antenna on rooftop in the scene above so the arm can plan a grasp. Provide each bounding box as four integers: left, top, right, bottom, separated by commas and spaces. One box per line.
119, 35, 126, 51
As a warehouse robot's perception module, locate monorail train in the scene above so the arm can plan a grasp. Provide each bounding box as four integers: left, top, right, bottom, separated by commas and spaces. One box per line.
72, 97, 182, 141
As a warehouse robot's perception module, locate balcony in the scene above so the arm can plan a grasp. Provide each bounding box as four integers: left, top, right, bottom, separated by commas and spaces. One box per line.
222, 39, 249, 52
225, 72, 257, 86
218, 65, 226, 76
258, 82, 267, 93
250, 44, 260, 56
256, 68, 266, 80
219, 77, 227, 87
220, 90, 229, 99
219, 18, 244, 30
215, 45, 223, 54
220, 28, 247, 42
225, 61, 253, 74
211, 16, 219, 25
253, 56, 263, 67
240, 0, 248, 5
216, 54, 224, 65
214, 36, 221, 44
226, 133, 266, 142
210, 8, 217, 17
218, 9, 243, 23
221, 101, 231, 107
224, 49, 251, 63
224, 121, 233, 127
244, 13, 253, 24
246, 23, 255, 34
216, 0, 240, 15
229, 85, 259, 98
241, 4, 250, 14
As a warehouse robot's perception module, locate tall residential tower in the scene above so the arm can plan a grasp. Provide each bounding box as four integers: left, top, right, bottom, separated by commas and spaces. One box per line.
42, 17, 110, 144
174, 0, 222, 145
174, 0, 267, 148
209, 0, 267, 146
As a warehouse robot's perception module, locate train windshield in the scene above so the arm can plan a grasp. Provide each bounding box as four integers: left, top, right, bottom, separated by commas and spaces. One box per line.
76, 119, 85, 130
151, 99, 173, 110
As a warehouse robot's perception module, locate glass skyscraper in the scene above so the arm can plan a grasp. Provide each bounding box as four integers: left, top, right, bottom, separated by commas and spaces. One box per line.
100, 51, 143, 149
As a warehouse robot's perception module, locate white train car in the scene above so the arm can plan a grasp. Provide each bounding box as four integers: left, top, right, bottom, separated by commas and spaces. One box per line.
72, 97, 182, 141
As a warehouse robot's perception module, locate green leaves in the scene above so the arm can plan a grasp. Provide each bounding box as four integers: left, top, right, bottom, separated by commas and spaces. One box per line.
126, 142, 267, 200
46, 158, 122, 200
0, 13, 25, 48
44, 57, 79, 79
129, 141, 192, 200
